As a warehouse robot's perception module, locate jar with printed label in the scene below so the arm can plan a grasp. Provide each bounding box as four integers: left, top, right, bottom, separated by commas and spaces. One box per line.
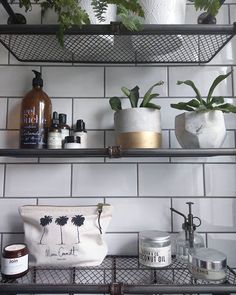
139, 231, 171, 268
1, 244, 29, 279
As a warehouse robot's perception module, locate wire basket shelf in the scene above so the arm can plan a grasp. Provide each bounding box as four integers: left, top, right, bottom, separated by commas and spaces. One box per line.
1, 256, 236, 294
0, 24, 235, 64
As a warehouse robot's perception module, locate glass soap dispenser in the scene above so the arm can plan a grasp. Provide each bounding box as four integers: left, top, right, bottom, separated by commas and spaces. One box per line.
170, 202, 205, 262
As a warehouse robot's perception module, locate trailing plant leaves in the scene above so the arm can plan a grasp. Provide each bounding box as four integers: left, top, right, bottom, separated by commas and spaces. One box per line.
109, 96, 122, 111
177, 80, 202, 102
141, 81, 164, 107
91, 0, 108, 22
194, 0, 221, 17
143, 103, 161, 110
121, 86, 131, 98
185, 99, 200, 108
214, 103, 236, 113
207, 71, 232, 103
209, 96, 225, 105
170, 103, 196, 112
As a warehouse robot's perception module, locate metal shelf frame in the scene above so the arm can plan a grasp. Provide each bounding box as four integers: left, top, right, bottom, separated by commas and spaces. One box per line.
0, 147, 236, 158
1, 256, 236, 294
0, 23, 235, 64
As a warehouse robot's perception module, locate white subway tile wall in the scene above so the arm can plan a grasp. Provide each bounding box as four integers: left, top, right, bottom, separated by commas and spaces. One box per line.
0, 2, 236, 270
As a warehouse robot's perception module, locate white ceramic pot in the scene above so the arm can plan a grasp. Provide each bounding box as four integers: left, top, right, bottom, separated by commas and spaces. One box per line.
175, 110, 226, 149
64, 1, 116, 59
132, 0, 187, 58
114, 108, 162, 149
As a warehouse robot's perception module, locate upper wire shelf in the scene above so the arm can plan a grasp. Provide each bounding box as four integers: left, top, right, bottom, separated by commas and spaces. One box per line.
0, 23, 235, 64
1, 256, 236, 294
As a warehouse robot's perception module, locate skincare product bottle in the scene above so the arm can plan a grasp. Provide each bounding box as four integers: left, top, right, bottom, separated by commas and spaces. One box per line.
189, 248, 227, 283
74, 119, 87, 148
59, 113, 70, 143
47, 112, 62, 149
20, 70, 52, 149
64, 136, 81, 149
139, 230, 171, 268
170, 202, 205, 262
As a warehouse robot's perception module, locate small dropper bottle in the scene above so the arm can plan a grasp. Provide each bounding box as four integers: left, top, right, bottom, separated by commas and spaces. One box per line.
47, 112, 62, 149
73, 119, 87, 148
59, 113, 70, 144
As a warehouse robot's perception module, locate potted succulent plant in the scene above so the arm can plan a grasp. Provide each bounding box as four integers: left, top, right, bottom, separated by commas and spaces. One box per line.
170, 71, 236, 149
109, 81, 164, 149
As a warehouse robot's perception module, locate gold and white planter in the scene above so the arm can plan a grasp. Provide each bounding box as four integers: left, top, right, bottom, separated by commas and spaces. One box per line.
114, 108, 162, 149
175, 110, 226, 149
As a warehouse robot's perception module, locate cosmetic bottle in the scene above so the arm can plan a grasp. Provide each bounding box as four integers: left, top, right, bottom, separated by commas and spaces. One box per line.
170, 202, 205, 262
47, 112, 62, 149
73, 119, 87, 148
59, 113, 70, 143
20, 70, 52, 149
64, 136, 81, 149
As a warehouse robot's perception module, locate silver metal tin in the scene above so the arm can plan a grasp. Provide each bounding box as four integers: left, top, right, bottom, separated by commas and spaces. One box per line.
189, 248, 227, 271
140, 231, 170, 244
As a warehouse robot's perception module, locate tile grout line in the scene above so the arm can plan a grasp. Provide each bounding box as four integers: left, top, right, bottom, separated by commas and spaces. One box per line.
202, 163, 206, 197
70, 164, 73, 197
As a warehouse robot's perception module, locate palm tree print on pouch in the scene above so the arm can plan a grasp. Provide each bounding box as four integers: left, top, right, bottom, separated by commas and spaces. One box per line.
55, 216, 69, 245
39, 215, 53, 244
71, 215, 85, 243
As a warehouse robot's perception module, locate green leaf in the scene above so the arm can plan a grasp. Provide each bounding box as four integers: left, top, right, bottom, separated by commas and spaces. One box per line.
209, 96, 225, 105
91, 0, 108, 22
207, 71, 232, 103
194, 0, 221, 17
141, 81, 164, 107
109, 97, 122, 111
121, 86, 131, 98
177, 80, 202, 102
214, 103, 236, 113
143, 103, 161, 110
185, 99, 200, 108
170, 103, 195, 112
129, 86, 140, 108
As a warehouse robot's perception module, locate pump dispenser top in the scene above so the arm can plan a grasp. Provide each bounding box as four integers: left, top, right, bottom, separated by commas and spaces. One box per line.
20, 70, 52, 149
170, 202, 204, 261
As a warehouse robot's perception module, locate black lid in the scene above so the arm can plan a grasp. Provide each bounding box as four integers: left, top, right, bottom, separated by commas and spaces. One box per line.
59, 113, 67, 124
52, 111, 59, 125
65, 136, 81, 144
32, 70, 43, 87
76, 119, 86, 132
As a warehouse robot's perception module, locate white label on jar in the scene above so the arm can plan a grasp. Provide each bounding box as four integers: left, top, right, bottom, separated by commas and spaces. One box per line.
74, 132, 87, 148
139, 245, 171, 267
1, 255, 28, 275
48, 132, 62, 149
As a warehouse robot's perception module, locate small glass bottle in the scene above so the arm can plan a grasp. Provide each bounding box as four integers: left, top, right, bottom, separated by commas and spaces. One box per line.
73, 119, 87, 148
59, 113, 70, 143
47, 112, 62, 149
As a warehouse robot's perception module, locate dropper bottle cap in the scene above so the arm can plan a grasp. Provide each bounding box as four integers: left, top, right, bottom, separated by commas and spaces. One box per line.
32, 70, 43, 87
76, 119, 87, 132
52, 111, 59, 126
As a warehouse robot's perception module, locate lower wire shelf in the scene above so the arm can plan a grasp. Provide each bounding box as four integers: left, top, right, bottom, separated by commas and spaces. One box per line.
1, 256, 236, 294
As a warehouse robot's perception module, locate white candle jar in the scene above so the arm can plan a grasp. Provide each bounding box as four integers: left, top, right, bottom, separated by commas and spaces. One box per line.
189, 248, 227, 283
139, 231, 171, 268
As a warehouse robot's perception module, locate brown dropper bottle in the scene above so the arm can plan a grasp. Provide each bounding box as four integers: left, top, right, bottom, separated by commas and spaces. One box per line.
20, 70, 52, 149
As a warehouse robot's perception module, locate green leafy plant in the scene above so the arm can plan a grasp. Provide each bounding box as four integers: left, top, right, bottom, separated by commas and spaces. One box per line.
193, 0, 222, 17
109, 81, 164, 111
15, 0, 144, 46
170, 71, 236, 113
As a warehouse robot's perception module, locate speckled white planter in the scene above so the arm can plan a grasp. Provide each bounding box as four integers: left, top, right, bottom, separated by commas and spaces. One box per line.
175, 111, 226, 149
114, 108, 162, 149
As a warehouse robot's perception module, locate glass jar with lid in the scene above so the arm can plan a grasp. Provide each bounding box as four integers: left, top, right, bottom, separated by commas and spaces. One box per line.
139, 230, 171, 268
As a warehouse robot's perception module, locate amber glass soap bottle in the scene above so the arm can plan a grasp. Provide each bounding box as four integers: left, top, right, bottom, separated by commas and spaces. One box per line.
20, 70, 52, 148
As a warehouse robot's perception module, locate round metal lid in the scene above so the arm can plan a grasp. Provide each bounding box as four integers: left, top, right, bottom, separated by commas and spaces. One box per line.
189, 248, 227, 271
140, 230, 170, 243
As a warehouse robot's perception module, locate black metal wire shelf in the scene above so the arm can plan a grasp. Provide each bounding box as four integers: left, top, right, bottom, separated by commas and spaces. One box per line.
1, 256, 236, 294
0, 147, 236, 158
0, 23, 235, 64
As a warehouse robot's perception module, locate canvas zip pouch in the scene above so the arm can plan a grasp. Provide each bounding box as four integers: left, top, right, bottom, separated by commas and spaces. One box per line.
19, 203, 113, 267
